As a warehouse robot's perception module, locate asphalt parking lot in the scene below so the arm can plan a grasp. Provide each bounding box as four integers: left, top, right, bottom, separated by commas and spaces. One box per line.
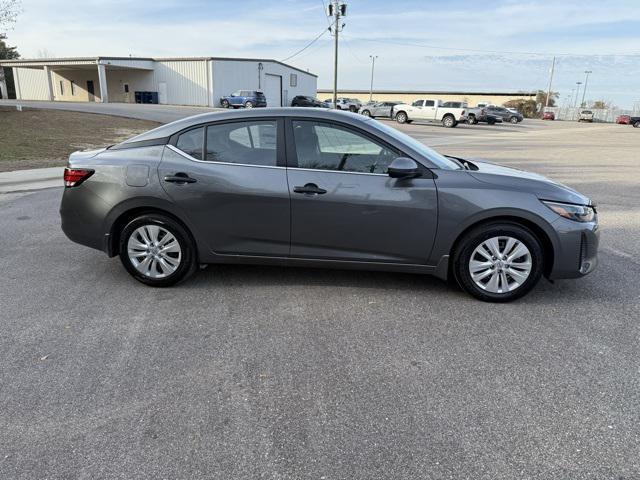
1, 119, 639, 479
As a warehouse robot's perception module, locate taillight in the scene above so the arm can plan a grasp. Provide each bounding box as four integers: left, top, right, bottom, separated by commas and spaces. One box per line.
63, 168, 94, 187
461, 110, 465, 115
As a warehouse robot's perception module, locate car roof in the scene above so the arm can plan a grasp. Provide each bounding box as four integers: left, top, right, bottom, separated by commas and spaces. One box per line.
120, 108, 371, 144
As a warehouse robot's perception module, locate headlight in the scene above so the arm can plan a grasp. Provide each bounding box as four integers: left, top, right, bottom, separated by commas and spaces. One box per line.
542, 201, 596, 222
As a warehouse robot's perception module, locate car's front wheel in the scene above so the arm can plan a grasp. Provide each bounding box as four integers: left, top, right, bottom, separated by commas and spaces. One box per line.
220, 99, 230, 108
361, 109, 371, 117
633, 121, 640, 128
509, 116, 519, 124
453, 222, 544, 302
119, 214, 197, 287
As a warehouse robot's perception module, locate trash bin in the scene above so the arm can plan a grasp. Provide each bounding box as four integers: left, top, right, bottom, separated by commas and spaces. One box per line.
134, 91, 143, 104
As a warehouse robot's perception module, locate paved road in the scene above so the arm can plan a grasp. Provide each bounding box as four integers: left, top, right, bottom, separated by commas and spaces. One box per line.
0, 99, 222, 123
1, 120, 639, 479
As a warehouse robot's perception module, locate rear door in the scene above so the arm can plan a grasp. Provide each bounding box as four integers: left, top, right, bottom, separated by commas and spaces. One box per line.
285, 118, 438, 264
159, 118, 290, 256
422, 100, 437, 120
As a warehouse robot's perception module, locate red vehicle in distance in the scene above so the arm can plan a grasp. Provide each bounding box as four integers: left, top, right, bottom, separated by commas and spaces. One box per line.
542, 111, 555, 120
616, 115, 631, 124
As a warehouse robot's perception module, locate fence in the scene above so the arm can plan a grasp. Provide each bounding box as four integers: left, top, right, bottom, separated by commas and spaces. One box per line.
545, 106, 640, 123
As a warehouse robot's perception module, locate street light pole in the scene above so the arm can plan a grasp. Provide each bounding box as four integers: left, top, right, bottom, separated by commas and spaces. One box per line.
574, 82, 582, 108
368, 55, 377, 102
580, 70, 592, 108
329, 0, 346, 109
545, 56, 556, 108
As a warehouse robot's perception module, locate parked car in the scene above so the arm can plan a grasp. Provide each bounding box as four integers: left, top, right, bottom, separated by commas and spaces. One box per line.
631, 117, 640, 128
60, 108, 598, 302
542, 111, 555, 120
466, 107, 503, 125
616, 115, 631, 124
578, 110, 594, 122
485, 106, 523, 124
359, 101, 401, 118
324, 97, 361, 112
291, 96, 329, 108
220, 90, 267, 109
393, 99, 467, 127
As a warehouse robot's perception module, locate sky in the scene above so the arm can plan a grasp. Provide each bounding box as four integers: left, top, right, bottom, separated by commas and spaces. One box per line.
3, 0, 640, 108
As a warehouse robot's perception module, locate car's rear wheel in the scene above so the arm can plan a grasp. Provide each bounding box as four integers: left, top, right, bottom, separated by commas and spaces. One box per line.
633, 121, 640, 128
244, 101, 254, 108
453, 222, 544, 302
467, 115, 477, 125
221, 99, 230, 108
119, 214, 197, 287
361, 109, 371, 117
396, 111, 408, 124
509, 116, 519, 124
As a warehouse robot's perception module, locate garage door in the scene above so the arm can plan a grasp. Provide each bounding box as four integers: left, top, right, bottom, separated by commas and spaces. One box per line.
264, 74, 282, 107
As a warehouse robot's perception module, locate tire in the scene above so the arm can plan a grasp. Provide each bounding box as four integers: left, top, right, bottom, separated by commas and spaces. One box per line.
467, 115, 477, 125
220, 99, 230, 108
509, 116, 519, 124
119, 214, 197, 287
442, 115, 456, 128
336, 105, 342, 110
244, 101, 254, 108
361, 110, 371, 117
349, 105, 358, 113
395, 111, 408, 124
488, 119, 496, 125
634, 121, 640, 128
453, 222, 544, 302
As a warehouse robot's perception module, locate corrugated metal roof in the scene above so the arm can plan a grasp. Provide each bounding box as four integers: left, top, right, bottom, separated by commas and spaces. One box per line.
0, 56, 317, 77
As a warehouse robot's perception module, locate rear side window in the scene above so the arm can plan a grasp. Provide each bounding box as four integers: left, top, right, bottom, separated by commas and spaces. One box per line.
176, 127, 204, 160
206, 120, 277, 166
292, 120, 399, 174
424, 100, 435, 107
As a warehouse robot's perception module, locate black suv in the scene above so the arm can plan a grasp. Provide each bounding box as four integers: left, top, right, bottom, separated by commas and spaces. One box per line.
485, 106, 523, 124
291, 96, 329, 108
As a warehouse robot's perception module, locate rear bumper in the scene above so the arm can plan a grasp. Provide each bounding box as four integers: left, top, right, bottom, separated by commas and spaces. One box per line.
548, 217, 599, 279
60, 186, 111, 254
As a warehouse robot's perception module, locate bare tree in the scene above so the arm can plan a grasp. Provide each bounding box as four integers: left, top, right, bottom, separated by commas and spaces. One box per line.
0, 0, 22, 32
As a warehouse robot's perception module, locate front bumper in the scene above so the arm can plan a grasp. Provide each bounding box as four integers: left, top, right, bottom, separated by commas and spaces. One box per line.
548, 216, 599, 279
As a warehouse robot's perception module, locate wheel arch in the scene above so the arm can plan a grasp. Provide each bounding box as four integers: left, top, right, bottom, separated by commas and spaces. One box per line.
447, 214, 556, 279
104, 200, 201, 259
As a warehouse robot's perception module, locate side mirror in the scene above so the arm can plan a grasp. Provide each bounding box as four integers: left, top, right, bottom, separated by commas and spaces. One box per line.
388, 157, 420, 178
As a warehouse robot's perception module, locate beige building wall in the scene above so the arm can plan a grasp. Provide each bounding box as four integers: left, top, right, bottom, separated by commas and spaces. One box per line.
105, 69, 154, 103
317, 90, 535, 107
12, 67, 49, 100
51, 69, 102, 102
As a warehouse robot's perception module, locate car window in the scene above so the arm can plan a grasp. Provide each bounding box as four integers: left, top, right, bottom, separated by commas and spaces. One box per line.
292, 120, 399, 174
424, 100, 435, 107
176, 127, 204, 160
412, 100, 424, 107
205, 120, 277, 166
231, 90, 241, 96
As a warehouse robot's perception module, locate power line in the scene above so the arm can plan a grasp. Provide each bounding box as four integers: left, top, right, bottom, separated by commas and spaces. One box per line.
341, 35, 640, 58
280, 28, 329, 63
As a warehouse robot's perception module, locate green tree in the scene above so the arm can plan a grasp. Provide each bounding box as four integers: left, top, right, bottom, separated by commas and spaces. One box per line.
591, 100, 609, 109
0, 33, 19, 98
535, 89, 559, 108
504, 99, 538, 118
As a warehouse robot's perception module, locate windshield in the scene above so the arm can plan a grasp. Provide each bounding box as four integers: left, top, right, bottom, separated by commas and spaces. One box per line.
370, 120, 462, 170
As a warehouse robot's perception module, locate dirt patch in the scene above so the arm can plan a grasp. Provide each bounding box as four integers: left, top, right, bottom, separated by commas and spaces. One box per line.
0, 106, 160, 171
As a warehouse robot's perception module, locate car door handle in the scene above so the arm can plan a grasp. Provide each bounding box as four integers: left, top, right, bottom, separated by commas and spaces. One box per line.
164, 173, 197, 184
293, 183, 327, 195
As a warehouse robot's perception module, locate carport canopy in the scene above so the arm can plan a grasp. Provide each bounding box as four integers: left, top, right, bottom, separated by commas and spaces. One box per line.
0, 57, 155, 103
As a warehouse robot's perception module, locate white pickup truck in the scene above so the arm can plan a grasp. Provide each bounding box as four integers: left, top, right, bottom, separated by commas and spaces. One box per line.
393, 99, 467, 127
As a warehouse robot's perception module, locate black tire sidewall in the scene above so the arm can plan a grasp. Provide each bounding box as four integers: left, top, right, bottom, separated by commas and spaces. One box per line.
453, 223, 544, 302
119, 214, 196, 287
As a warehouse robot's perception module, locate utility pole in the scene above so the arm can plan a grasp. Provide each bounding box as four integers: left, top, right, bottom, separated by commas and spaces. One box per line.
328, 0, 346, 109
574, 81, 582, 108
580, 70, 592, 108
545, 56, 556, 108
369, 55, 377, 102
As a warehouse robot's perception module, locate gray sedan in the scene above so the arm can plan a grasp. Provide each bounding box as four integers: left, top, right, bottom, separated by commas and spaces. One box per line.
359, 101, 401, 118
60, 108, 598, 302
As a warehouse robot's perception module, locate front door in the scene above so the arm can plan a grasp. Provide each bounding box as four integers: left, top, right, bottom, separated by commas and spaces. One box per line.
86, 80, 95, 102
159, 118, 290, 256
286, 119, 438, 264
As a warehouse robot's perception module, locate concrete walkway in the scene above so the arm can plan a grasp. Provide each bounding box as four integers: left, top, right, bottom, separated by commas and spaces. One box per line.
0, 99, 224, 123
0, 167, 64, 194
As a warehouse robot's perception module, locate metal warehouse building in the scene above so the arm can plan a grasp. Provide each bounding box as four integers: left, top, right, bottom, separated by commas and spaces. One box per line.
0, 56, 317, 107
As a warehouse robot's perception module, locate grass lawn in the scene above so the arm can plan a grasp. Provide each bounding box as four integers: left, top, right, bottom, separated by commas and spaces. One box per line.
0, 106, 160, 172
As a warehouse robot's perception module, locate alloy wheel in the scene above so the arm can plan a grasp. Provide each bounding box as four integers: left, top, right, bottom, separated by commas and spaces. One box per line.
468, 236, 532, 294
127, 225, 182, 279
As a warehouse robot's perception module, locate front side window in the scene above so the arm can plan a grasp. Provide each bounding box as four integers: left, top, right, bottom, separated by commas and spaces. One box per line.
206, 120, 277, 166
292, 121, 399, 174
231, 90, 241, 96
412, 100, 424, 107
176, 127, 204, 160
